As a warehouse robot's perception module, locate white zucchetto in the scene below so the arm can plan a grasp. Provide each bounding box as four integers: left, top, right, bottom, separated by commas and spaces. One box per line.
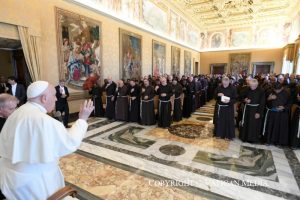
27, 81, 49, 99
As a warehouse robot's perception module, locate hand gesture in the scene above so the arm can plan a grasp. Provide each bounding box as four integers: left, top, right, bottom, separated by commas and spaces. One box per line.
218, 93, 224, 97
224, 99, 230, 103
161, 93, 166, 97
244, 98, 251, 104
79, 100, 94, 121
277, 106, 284, 111
155, 86, 159, 91
255, 113, 260, 119
144, 95, 149, 100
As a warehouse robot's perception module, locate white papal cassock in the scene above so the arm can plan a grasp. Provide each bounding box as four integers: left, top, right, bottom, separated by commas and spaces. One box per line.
0, 102, 88, 200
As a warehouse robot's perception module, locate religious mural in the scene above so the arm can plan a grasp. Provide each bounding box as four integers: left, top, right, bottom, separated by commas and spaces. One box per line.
171, 46, 181, 76
119, 29, 142, 80
179, 18, 187, 42
56, 8, 102, 90
229, 53, 251, 75
184, 50, 192, 75
72, 0, 201, 49
231, 31, 251, 47
256, 27, 278, 46
210, 32, 225, 48
187, 24, 200, 47
142, 0, 168, 34
152, 40, 166, 76
169, 11, 179, 39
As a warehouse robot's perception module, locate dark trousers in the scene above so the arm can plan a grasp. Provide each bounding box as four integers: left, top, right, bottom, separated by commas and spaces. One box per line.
56, 103, 69, 127
0, 190, 5, 199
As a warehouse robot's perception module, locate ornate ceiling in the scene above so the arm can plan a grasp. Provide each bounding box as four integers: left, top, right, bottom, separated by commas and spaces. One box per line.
169, 0, 300, 31
72, 0, 300, 50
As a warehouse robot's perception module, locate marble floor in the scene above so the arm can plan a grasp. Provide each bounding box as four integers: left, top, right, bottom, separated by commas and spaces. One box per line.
62, 101, 300, 200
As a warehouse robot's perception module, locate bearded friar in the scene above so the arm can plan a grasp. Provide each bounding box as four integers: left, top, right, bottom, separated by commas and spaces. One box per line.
155, 77, 173, 128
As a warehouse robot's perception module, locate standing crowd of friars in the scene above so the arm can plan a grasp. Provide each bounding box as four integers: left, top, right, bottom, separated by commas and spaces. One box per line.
2, 73, 300, 149
0, 72, 300, 199
84, 73, 300, 149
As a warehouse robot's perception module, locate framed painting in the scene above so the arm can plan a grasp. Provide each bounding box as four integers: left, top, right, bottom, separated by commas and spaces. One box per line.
56, 8, 102, 91
152, 40, 166, 76
229, 53, 251, 75
119, 29, 142, 80
184, 50, 192, 75
171, 46, 181, 76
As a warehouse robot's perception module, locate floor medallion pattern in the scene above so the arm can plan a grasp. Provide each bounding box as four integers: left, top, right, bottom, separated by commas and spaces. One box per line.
159, 145, 186, 156
60, 101, 300, 200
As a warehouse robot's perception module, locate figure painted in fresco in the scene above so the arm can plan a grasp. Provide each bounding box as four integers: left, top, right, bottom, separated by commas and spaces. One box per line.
211, 33, 223, 48
200, 32, 207, 49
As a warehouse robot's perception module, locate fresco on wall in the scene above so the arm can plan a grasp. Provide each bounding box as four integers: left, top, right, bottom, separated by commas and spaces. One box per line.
200, 32, 208, 49
121, 0, 140, 20
56, 8, 102, 90
171, 46, 181, 76
120, 29, 142, 80
73, 0, 200, 49
142, 0, 167, 34
92, 0, 121, 13
169, 11, 179, 39
231, 31, 251, 47
210, 32, 225, 48
152, 40, 166, 76
187, 24, 200, 47
184, 50, 192, 75
257, 27, 277, 46
229, 53, 251, 75
179, 18, 187, 42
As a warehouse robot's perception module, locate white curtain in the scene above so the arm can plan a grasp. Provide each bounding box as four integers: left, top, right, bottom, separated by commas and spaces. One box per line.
282, 56, 294, 74
296, 48, 300, 75
18, 26, 42, 81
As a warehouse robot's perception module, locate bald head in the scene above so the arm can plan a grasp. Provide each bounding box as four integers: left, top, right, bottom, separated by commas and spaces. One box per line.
107, 76, 112, 84
222, 77, 230, 87
161, 77, 167, 85
118, 80, 124, 87
0, 94, 19, 118
249, 79, 258, 90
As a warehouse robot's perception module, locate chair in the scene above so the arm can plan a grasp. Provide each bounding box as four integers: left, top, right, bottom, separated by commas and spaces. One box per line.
47, 186, 77, 200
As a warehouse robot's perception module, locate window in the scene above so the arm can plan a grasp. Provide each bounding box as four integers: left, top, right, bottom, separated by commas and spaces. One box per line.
296, 48, 300, 75
282, 55, 294, 74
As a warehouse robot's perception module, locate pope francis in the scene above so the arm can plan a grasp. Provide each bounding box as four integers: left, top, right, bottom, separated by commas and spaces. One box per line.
0, 81, 94, 200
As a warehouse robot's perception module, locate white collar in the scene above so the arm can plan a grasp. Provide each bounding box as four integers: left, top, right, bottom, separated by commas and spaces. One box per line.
28, 102, 47, 113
